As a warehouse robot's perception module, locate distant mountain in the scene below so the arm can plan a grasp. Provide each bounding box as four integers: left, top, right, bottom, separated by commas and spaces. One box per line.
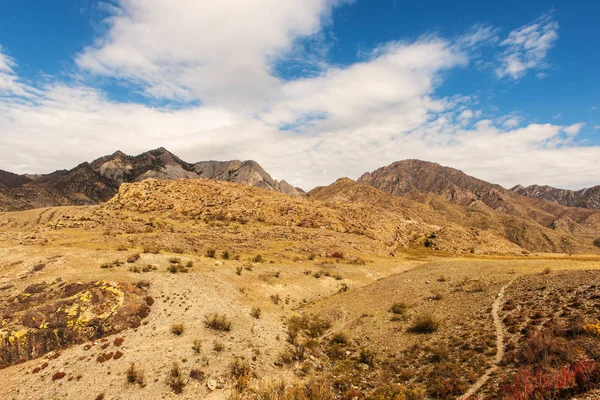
512, 184, 600, 210
357, 160, 600, 253
0, 148, 302, 211
0, 169, 31, 189
358, 159, 505, 205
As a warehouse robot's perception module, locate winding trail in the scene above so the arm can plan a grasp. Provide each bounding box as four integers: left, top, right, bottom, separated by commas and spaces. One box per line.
458, 279, 515, 400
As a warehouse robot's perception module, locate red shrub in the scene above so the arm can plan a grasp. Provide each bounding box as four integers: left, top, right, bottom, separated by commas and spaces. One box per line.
114, 337, 125, 347
113, 351, 124, 360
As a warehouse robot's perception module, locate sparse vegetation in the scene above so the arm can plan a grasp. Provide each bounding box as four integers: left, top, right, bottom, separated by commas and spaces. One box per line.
390, 302, 407, 315
126, 362, 145, 386
408, 314, 439, 334
206, 248, 216, 258
167, 362, 186, 394
171, 323, 185, 336
204, 313, 232, 331
192, 338, 202, 353
250, 306, 262, 319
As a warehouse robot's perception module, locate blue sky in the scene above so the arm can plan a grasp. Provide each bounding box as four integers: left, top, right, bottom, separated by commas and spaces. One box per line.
0, 0, 599, 189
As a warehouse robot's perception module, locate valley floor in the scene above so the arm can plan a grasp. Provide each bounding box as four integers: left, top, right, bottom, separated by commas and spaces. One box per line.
0, 205, 599, 399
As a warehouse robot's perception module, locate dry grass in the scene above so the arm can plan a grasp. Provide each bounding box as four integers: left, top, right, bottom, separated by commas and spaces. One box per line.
204, 313, 232, 332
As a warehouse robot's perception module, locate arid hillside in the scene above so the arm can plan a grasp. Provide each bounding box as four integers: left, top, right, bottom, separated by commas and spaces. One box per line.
0, 177, 600, 399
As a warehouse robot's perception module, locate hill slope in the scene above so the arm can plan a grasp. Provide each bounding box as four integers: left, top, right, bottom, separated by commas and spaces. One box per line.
357, 160, 600, 253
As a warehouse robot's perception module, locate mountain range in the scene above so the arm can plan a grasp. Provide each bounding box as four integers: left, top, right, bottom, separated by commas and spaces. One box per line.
0, 148, 302, 211
1, 149, 599, 254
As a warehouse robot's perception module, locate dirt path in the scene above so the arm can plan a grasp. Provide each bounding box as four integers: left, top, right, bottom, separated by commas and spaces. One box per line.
458, 279, 515, 400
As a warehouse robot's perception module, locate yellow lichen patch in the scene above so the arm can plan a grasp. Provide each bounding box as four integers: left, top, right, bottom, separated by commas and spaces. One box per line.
583, 320, 600, 337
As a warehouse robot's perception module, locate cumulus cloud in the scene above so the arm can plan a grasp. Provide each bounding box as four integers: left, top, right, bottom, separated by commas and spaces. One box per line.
76, 0, 347, 108
496, 13, 559, 79
0, 2, 599, 191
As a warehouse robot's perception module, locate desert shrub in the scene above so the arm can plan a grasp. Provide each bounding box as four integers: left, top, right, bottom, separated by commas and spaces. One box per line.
359, 348, 376, 367
594, 239, 600, 249
113, 351, 124, 360
271, 294, 282, 305
331, 331, 350, 346
169, 257, 181, 264
338, 283, 349, 293
390, 302, 407, 315
314, 270, 324, 279
171, 323, 185, 336
190, 368, 205, 381
136, 280, 151, 288
236, 266, 243, 276
427, 346, 449, 363
437, 275, 448, 282
222, 250, 230, 260
204, 313, 232, 331
250, 306, 262, 319
213, 340, 225, 352
408, 315, 439, 334
331, 251, 344, 259
251, 255, 263, 263
168, 265, 179, 274
206, 248, 216, 258
542, 267, 552, 275
230, 357, 252, 379
114, 337, 125, 347
426, 361, 470, 398
167, 362, 186, 394
127, 253, 141, 263
240, 379, 336, 400
192, 339, 202, 353
186, 260, 194, 268
430, 290, 444, 301
307, 316, 332, 337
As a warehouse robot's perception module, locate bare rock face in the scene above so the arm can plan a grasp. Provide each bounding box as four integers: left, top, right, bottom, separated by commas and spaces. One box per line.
0, 148, 302, 211
512, 184, 600, 210
193, 160, 303, 196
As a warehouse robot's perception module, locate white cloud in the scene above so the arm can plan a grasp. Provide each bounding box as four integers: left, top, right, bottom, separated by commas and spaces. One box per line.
564, 122, 584, 136
0, 3, 599, 192
76, 0, 346, 108
502, 116, 521, 128
593, 125, 600, 130
0, 46, 39, 98
496, 13, 558, 79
